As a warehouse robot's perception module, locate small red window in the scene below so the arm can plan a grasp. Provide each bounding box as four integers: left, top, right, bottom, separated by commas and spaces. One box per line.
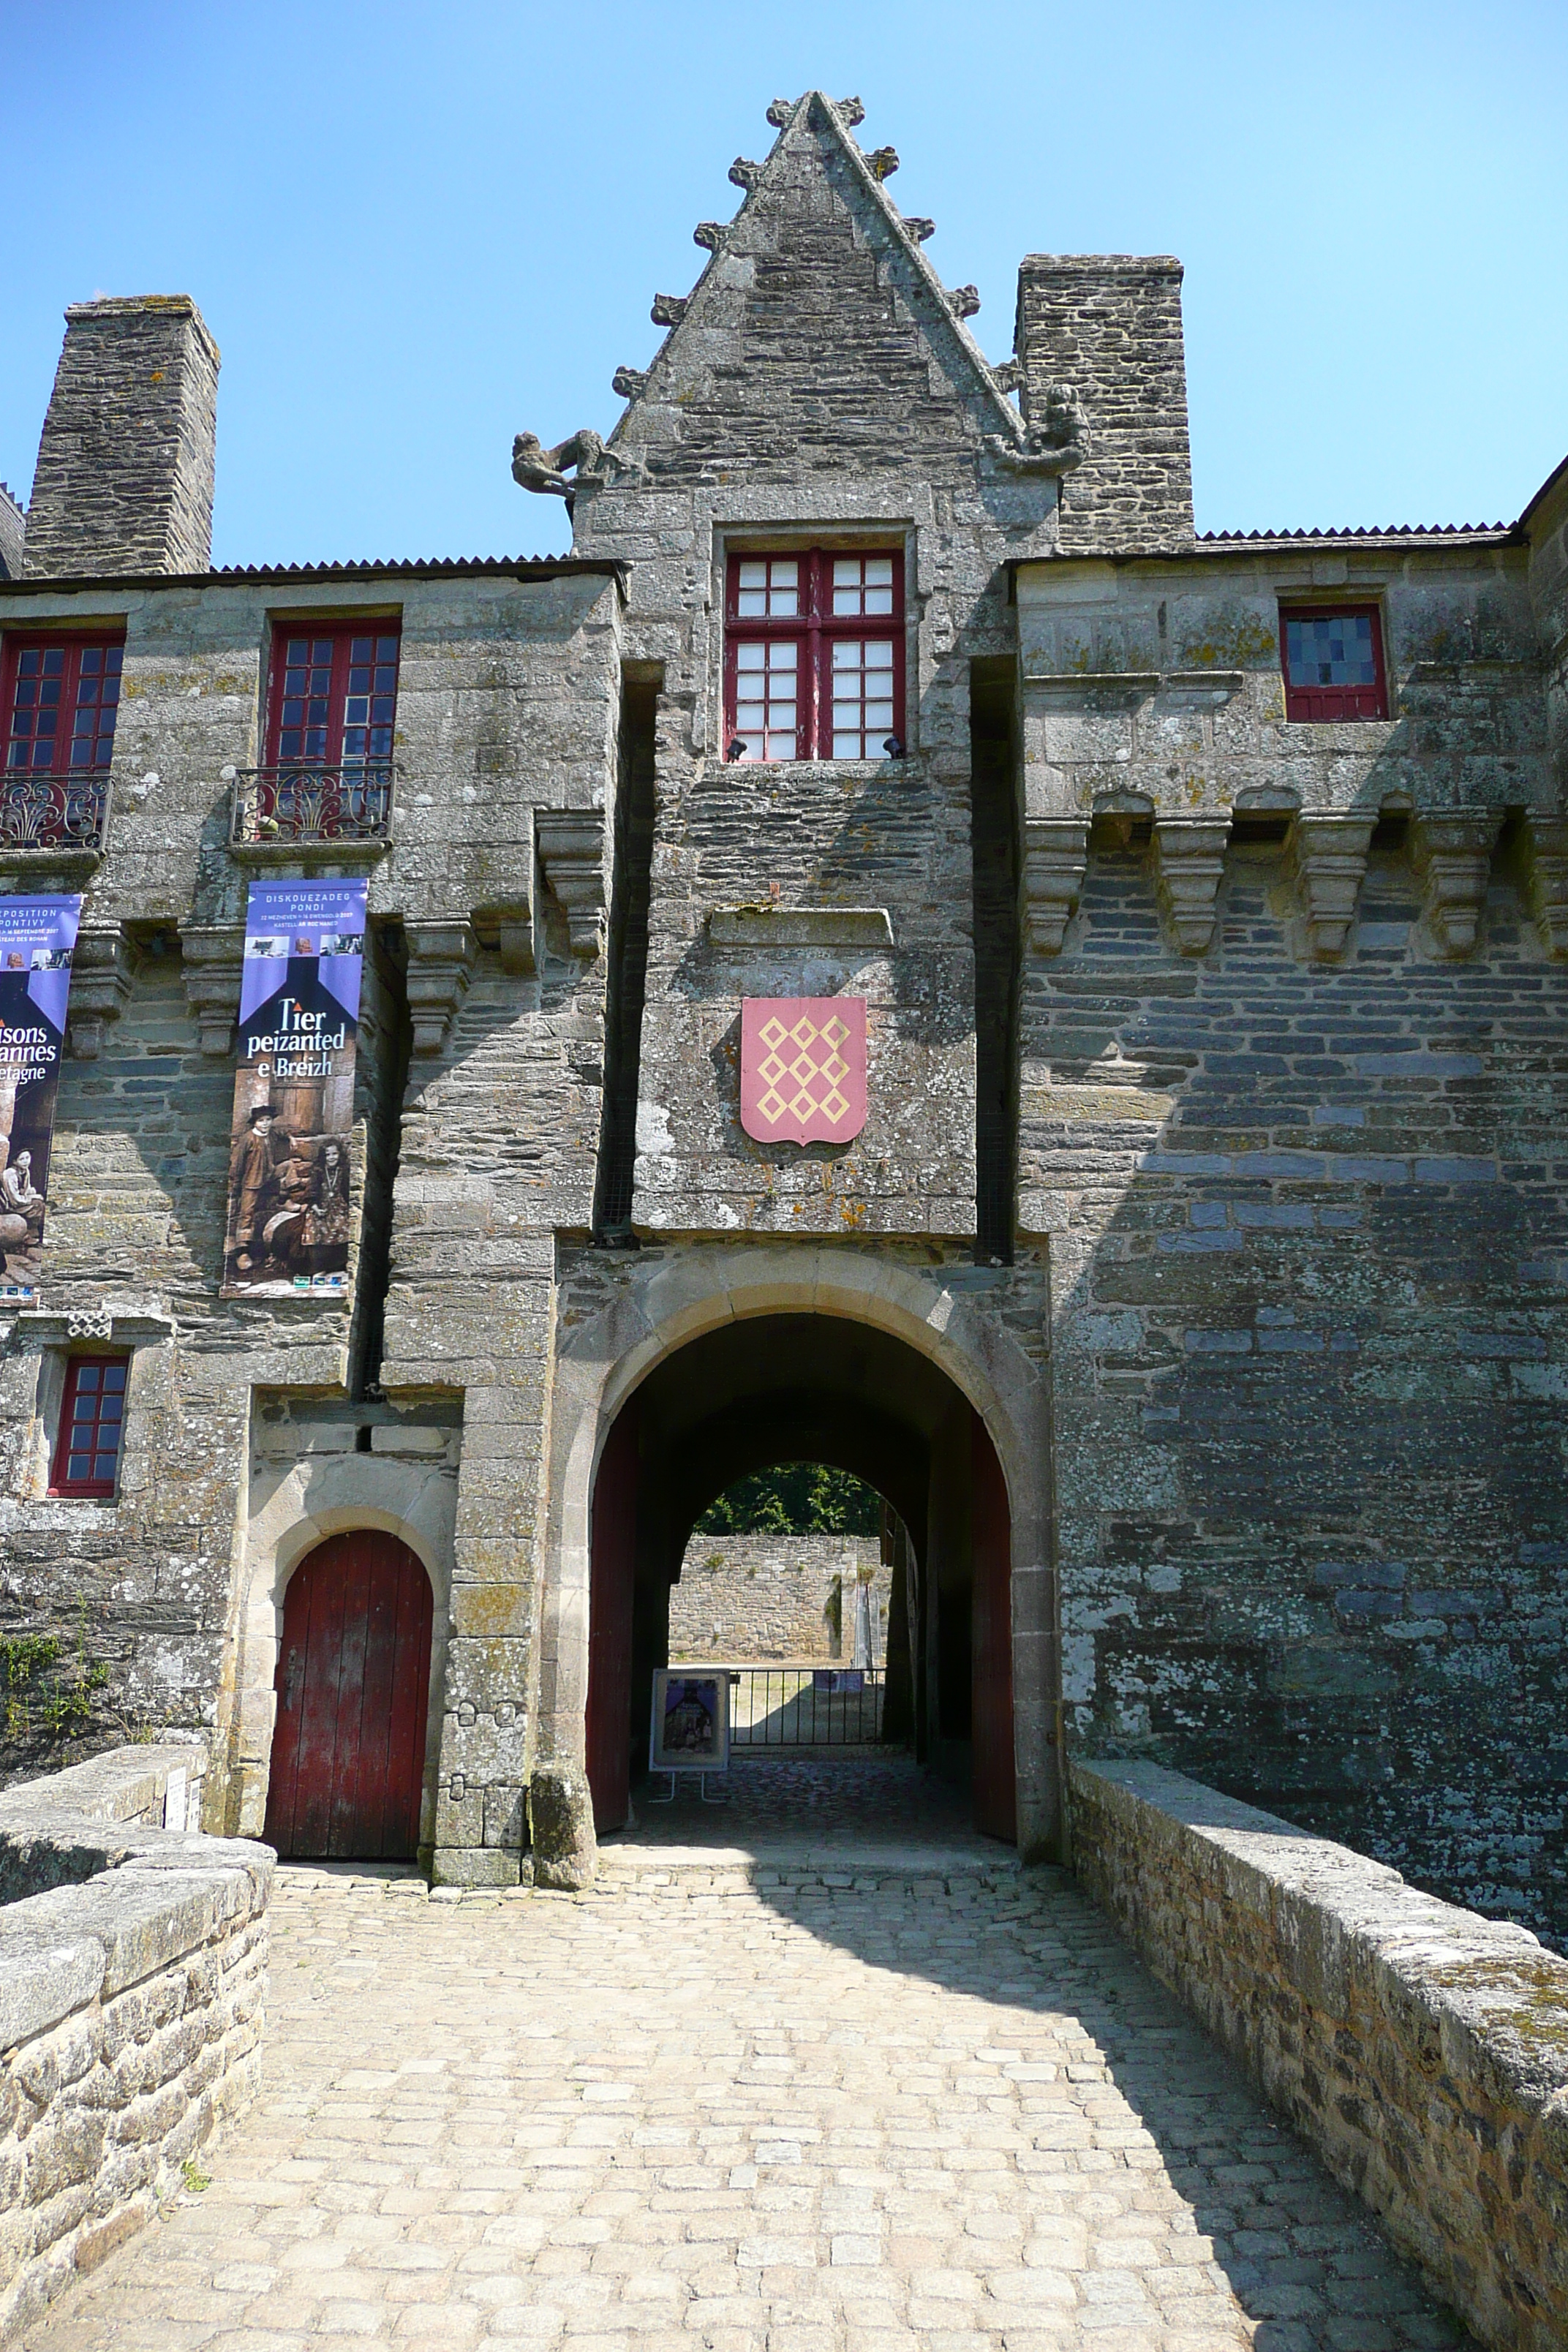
1, 634, 124, 776
724, 549, 904, 761
265, 624, 401, 769
50, 1355, 129, 1499
1280, 606, 1387, 723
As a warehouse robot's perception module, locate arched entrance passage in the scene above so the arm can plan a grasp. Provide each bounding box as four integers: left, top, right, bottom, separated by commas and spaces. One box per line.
585, 1313, 1017, 1844
264, 1530, 433, 1859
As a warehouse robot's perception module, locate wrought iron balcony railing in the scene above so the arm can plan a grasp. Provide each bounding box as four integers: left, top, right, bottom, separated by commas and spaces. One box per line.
0, 769, 111, 855
230, 761, 395, 849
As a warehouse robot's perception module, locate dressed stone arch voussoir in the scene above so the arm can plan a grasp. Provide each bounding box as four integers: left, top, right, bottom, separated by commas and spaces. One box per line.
539, 1243, 1059, 1856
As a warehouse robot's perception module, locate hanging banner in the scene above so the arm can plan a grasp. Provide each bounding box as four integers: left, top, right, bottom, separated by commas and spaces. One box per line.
222, 880, 366, 1299
740, 996, 868, 1146
0, 893, 81, 1300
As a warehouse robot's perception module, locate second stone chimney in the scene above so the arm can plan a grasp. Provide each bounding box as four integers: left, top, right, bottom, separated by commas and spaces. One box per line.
23, 295, 219, 578
1014, 255, 1194, 551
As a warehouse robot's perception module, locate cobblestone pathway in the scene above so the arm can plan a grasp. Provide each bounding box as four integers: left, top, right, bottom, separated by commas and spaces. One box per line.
30, 1799, 1471, 2350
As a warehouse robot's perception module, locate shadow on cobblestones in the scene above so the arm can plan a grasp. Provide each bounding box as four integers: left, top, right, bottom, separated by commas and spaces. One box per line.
24, 1757, 1476, 2351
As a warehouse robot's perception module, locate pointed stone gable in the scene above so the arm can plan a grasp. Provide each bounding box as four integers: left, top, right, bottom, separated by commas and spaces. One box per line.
606, 93, 1021, 489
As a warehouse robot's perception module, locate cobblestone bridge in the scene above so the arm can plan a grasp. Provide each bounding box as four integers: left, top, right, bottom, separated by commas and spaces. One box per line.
30, 1760, 1469, 2352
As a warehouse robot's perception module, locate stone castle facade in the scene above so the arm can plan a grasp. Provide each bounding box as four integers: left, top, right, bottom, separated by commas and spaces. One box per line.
0, 93, 1564, 1923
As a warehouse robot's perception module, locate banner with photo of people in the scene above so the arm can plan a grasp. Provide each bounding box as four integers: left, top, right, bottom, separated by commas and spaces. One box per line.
223, 880, 366, 1300
0, 894, 81, 1300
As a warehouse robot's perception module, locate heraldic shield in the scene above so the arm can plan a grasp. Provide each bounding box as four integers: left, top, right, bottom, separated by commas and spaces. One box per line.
740, 997, 868, 1146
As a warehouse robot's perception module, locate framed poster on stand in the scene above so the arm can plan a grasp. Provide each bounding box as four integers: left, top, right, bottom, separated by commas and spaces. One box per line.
648, 1669, 730, 1802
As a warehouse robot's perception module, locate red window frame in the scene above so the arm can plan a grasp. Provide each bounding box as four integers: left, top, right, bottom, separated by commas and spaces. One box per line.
0, 632, 125, 777
49, 1354, 129, 1499
723, 549, 905, 761
264, 621, 402, 768
1279, 604, 1388, 723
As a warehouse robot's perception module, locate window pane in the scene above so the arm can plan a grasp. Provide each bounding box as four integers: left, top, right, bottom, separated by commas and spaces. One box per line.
1286, 613, 1378, 689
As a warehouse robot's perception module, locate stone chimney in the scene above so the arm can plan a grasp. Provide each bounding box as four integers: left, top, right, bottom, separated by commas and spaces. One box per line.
23, 295, 219, 578
0, 483, 24, 580
1014, 255, 1193, 551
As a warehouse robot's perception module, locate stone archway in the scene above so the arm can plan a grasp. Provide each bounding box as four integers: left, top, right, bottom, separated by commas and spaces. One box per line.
538, 1245, 1058, 1860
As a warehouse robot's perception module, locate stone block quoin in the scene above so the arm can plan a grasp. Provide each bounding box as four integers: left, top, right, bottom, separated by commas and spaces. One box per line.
1014, 255, 1194, 549
23, 295, 219, 578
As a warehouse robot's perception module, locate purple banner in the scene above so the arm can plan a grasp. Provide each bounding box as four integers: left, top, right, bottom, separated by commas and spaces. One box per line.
0, 893, 81, 1297
223, 879, 366, 1299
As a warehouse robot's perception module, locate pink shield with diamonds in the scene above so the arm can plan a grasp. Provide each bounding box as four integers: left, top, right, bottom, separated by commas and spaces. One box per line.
739, 997, 867, 1146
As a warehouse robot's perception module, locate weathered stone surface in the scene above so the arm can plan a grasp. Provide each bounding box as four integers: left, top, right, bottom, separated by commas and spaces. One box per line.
669, 1532, 885, 1662
23, 296, 219, 578
0, 1748, 271, 2345
525, 1762, 596, 1891
1070, 1757, 1568, 2352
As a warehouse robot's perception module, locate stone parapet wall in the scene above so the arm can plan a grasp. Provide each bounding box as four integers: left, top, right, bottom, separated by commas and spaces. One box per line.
1068, 1758, 1568, 2352
670, 1534, 886, 1662
0, 1745, 272, 2343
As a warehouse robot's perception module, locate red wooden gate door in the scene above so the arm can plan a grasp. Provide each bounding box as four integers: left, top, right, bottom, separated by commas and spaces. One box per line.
585, 1405, 638, 1833
265, 1531, 433, 1859
970, 1411, 1017, 1844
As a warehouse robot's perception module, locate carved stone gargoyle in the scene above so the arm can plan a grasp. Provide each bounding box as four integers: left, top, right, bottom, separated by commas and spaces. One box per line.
511, 428, 633, 508
985, 383, 1088, 477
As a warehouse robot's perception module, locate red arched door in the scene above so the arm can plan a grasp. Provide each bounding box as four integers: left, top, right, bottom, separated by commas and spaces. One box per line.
265, 1531, 433, 1859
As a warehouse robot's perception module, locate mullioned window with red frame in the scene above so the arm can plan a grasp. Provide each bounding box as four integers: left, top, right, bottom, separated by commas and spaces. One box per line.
1279, 605, 1388, 723
265, 622, 401, 769
49, 1354, 129, 1499
1, 633, 124, 777
723, 549, 905, 761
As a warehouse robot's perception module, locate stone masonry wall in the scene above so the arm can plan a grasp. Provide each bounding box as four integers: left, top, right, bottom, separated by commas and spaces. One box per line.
1016, 540, 1568, 1940
573, 93, 1055, 1245
668, 1534, 885, 1662
0, 561, 622, 1863
0, 1746, 271, 2343
1069, 1758, 1568, 2352
24, 297, 220, 579
1014, 256, 1194, 551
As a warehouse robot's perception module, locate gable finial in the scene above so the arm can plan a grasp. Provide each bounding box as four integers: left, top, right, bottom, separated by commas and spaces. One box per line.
729, 157, 764, 191
836, 97, 866, 125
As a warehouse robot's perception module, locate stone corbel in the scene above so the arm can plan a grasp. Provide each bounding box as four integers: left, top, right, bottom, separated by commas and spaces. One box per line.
473, 810, 538, 977
1411, 811, 1501, 957
1521, 814, 1568, 958
1021, 819, 1090, 954
67, 923, 135, 1058
178, 923, 245, 1057
1153, 818, 1230, 956
404, 921, 477, 1056
536, 811, 607, 957
1289, 814, 1376, 960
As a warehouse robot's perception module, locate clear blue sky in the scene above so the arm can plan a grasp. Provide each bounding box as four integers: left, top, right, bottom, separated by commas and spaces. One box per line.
3, 2, 1562, 567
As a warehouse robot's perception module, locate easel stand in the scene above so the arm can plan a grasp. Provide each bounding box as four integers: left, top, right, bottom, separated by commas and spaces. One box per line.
647, 1766, 728, 1804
